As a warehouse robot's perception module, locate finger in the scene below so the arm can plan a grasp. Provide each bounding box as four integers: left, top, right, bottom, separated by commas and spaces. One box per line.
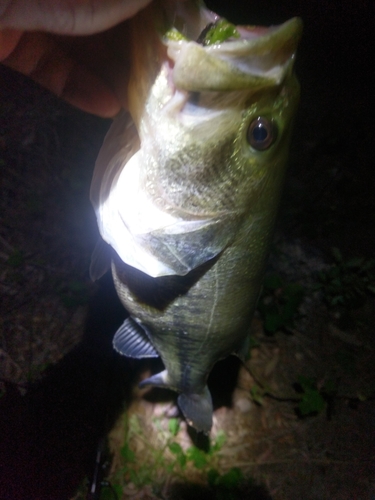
0, 28, 23, 59
2, 31, 122, 117
62, 63, 122, 118
0, 0, 152, 35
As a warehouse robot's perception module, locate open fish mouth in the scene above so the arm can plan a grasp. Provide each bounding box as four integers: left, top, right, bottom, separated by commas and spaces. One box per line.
125, 2, 302, 127
165, 16, 302, 93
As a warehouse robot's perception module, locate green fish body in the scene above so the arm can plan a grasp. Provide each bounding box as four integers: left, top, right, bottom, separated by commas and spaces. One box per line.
90, 1, 302, 432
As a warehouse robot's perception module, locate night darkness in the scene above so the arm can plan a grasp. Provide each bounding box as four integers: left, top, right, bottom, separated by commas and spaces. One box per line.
0, 1, 374, 499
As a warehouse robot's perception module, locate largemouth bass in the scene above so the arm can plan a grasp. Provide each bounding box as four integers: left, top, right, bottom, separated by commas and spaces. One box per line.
90, 0, 302, 432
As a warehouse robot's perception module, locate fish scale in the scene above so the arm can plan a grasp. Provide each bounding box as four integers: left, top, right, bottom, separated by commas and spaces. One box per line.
160, 138, 242, 212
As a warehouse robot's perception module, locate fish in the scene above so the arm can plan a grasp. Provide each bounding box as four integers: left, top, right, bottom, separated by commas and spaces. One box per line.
90, 0, 302, 432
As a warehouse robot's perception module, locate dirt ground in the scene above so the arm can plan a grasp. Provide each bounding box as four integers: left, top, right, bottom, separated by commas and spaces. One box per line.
0, 1, 374, 499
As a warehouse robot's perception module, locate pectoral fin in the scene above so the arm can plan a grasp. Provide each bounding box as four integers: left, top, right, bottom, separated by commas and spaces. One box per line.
177, 386, 213, 433
113, 317, 159, 358
89, 238, 112, 281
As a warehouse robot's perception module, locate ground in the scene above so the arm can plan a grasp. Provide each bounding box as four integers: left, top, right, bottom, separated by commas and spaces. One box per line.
0, 1, 374, 499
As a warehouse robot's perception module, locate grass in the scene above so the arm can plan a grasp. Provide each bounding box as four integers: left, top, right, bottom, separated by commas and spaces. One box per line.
106, 413, 248, 498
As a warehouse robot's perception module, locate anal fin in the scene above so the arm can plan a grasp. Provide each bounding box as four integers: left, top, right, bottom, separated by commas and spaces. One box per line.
177, 386, 213, 433
139, 369, 169, 389
113, 317, 159, 358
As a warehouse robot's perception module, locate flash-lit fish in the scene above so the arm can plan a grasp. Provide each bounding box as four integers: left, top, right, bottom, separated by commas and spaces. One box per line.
90, 0, 302, 432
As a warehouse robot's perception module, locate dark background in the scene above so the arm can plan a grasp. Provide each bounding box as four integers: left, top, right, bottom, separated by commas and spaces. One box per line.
0, 0, 374, 498
207, 0, 375, 259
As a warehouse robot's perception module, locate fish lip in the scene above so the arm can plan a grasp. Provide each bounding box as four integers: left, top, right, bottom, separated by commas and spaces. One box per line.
166, 17, 303, 92
167, 17, 303, 52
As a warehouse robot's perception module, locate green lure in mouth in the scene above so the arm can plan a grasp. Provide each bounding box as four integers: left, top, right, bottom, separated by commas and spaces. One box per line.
166, 17, 241, 45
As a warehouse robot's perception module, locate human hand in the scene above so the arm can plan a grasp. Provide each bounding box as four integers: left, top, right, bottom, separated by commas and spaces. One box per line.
0, 0, 152, 117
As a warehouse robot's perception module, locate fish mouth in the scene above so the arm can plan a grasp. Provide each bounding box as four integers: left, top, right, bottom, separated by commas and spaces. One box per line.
166, 16, 303, 92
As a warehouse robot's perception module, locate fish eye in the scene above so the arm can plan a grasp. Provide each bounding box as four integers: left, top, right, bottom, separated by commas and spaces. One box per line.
247, 117, 276, 151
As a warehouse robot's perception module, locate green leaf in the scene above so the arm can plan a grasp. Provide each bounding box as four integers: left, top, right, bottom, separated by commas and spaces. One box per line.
298, 388, 325, 415
101, 483, 123, 500
177, 454, 187, 468
168, 442, 186, 468
120, 443, 135, 462
210, 430, 226, 453
250, 385, 264, 405
186, 446, 208, 469
207, 468, 220, 486
168, 418, 180, 437
112, 484, 123, 498
168, 442, 183, 455
216, 467, 244, 488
